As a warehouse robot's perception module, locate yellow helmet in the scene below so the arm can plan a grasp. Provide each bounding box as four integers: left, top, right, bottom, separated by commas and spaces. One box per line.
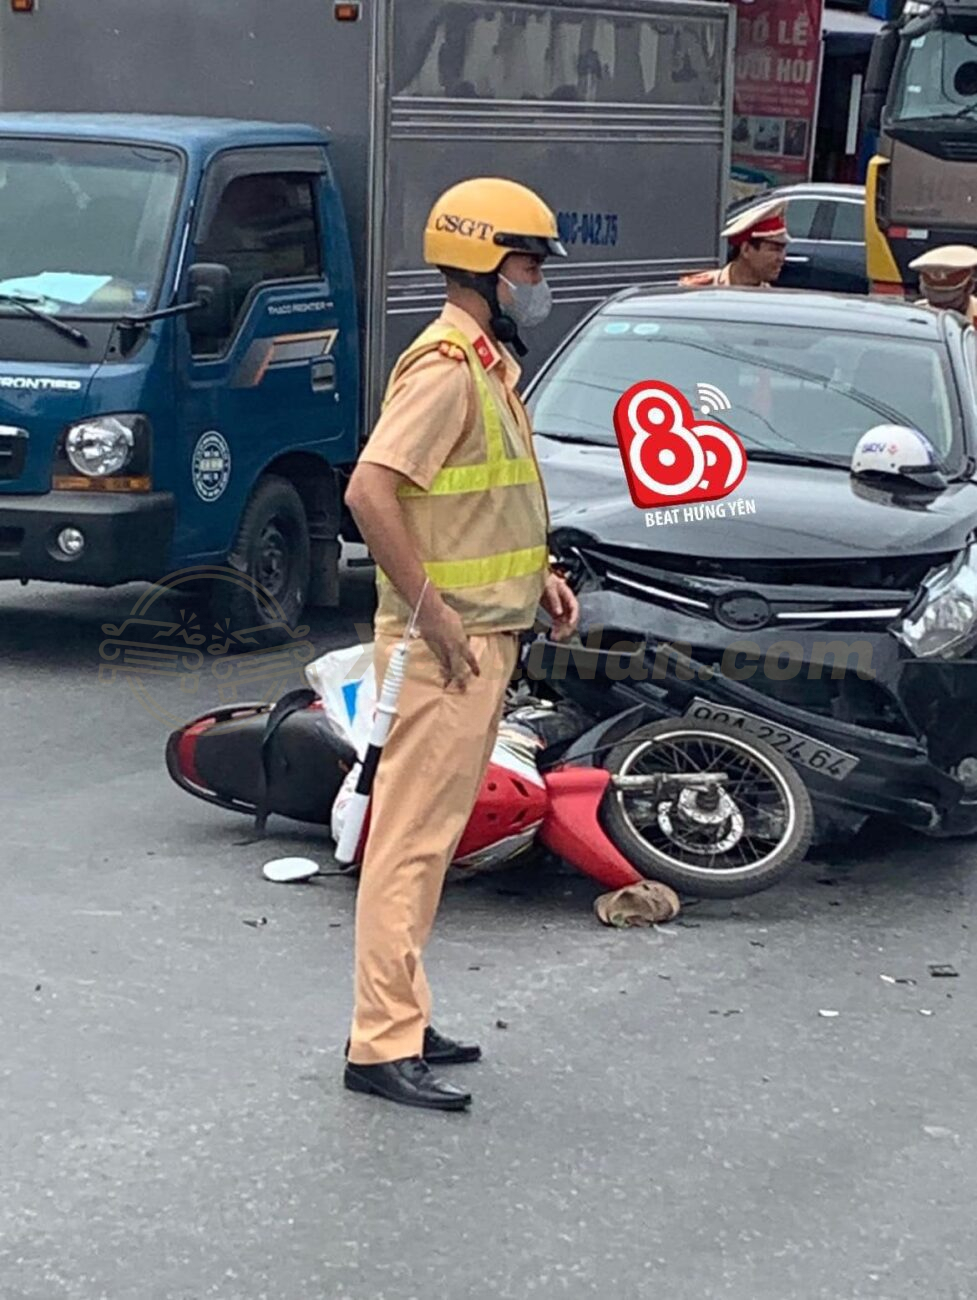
424, 177, 567, 274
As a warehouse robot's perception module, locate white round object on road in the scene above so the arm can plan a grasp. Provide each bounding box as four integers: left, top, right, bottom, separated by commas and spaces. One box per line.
262, 857, 321, 883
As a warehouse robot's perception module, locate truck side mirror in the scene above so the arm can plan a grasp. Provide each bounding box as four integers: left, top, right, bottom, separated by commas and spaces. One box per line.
186, 263, 233, 341
861, 26, 901, 133
861, 92, 886, 135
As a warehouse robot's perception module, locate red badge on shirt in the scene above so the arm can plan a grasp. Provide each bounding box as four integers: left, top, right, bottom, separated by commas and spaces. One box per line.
472, 335, 494, 370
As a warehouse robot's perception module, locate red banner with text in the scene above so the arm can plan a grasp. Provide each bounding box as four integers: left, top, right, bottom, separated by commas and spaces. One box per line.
730, 0, 824, 201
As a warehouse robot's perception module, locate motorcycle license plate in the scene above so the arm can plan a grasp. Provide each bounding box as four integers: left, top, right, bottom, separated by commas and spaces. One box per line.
683, 698, 860, 782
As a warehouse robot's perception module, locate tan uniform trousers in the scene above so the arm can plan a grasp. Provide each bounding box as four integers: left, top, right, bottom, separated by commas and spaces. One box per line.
347, 627, 521, 1065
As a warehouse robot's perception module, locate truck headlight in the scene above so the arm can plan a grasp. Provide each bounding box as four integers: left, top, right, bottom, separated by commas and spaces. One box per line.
891, 544, 977, 659
65, 414, 143, 477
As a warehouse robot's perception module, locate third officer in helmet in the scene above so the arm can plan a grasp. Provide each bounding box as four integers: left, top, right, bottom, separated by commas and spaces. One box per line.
342, 178, 580, 1113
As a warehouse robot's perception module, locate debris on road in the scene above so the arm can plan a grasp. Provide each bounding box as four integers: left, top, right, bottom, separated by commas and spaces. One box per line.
495, 1019, 509, 1030
262, 857, 319, 884
594, 881, 681, 928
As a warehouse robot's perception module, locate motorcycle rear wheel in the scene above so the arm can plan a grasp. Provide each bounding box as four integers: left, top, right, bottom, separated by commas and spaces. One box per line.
601, 718, 814, 898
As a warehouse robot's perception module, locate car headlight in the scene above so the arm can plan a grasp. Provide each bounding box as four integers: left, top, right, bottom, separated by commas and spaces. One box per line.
65, 414, 143, 477
891, 543, 977, 659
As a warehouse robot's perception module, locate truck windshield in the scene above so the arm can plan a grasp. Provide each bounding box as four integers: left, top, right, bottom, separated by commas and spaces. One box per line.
527, 316, 961, 464
888, 27, 977, 122
0, 138, 182, 316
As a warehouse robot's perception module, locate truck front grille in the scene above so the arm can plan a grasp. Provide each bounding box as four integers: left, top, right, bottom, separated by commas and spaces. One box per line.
0, 427, 28, 482
941, 140, 977, 163
0, 527, 23, 555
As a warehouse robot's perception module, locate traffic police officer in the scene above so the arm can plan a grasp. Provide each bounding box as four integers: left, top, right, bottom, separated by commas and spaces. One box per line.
679, 198, 789, 288
342, 178, 580, 1112
909, 245, 977, 324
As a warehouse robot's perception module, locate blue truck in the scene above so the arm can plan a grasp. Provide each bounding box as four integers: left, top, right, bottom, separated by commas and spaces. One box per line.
0, 0, 734, 636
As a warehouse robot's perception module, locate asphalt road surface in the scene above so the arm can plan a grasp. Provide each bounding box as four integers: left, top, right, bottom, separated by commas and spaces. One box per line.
2, 572, 976, 1300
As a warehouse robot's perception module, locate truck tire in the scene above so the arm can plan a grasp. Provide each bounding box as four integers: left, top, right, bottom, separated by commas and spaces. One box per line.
599, 718, 814, 898
212, 475, 311, 646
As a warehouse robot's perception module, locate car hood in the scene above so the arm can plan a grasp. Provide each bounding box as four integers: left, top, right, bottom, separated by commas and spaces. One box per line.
537, 436, 977, 559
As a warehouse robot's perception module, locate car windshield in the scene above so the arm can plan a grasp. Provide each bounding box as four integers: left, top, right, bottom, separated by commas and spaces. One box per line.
0, 138, 182, 316
527, 315, 961, 463
888, 27, 977, 123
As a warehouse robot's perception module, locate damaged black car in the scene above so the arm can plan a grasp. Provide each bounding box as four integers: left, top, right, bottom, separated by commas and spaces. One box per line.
524, 287, 977, 844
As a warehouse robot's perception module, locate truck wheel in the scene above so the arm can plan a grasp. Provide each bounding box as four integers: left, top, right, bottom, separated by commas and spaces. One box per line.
212, 475, 310, 645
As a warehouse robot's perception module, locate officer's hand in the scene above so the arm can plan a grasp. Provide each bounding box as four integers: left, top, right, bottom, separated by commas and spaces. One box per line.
541, 573, 579, 642
416, 595, 480, 689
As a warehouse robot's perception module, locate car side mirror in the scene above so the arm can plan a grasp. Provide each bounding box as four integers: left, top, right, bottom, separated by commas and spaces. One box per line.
186, 263, 233, 341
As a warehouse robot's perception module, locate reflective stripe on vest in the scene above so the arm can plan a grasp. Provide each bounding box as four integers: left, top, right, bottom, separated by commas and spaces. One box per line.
420, 544, 549, 590
394, 325, 538, 498
377, 324, 548, 598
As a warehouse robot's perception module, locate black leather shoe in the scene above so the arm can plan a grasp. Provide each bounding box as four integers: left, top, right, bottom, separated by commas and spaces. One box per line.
344, 1057, 471, 1111
423, 1025, 482, 1065
343, 1026, 482, 1065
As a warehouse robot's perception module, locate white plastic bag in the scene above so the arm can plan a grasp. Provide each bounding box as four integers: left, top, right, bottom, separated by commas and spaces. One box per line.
304, 642, 376, 757
330, 763, 360, 847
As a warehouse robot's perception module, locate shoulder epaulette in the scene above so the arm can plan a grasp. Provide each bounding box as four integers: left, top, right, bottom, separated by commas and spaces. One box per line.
437, 340, 467, 362
679, 270, 719, 287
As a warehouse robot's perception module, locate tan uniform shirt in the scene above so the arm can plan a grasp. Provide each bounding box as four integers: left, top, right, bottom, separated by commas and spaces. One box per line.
914, 295, 977, 325
678, 264, 771, 288
358, 302, 550, 635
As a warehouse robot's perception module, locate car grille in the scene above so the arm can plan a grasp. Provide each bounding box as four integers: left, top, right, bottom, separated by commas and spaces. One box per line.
568, 542, 923, 733
644, 548, 950, 592
574, 542, 934, 630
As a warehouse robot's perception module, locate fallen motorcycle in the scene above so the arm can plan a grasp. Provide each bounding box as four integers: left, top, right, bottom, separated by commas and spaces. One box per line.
165, 635, 814, 898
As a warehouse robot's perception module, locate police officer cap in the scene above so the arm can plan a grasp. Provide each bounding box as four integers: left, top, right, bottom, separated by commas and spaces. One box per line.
909, 244, 977, 276
720, 198, 789, 246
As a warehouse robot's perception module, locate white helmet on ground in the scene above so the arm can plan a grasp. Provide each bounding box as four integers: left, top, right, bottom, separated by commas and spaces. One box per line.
851, 425, 939, 478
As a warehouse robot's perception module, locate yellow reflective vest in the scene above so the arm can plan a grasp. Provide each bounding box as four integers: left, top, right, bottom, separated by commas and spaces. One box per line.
375, 323, 550, 635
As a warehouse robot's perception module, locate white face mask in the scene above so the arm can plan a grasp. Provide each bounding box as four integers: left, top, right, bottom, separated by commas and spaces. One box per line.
499, 272, 553, 329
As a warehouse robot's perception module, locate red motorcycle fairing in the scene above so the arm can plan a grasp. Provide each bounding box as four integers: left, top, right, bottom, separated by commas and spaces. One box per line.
539, 767, 643, 891
453, 756, 549, 864
335, 724, 551, 871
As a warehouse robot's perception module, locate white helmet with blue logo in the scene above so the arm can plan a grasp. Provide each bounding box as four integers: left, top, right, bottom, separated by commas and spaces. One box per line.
851, 425, 938, 478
